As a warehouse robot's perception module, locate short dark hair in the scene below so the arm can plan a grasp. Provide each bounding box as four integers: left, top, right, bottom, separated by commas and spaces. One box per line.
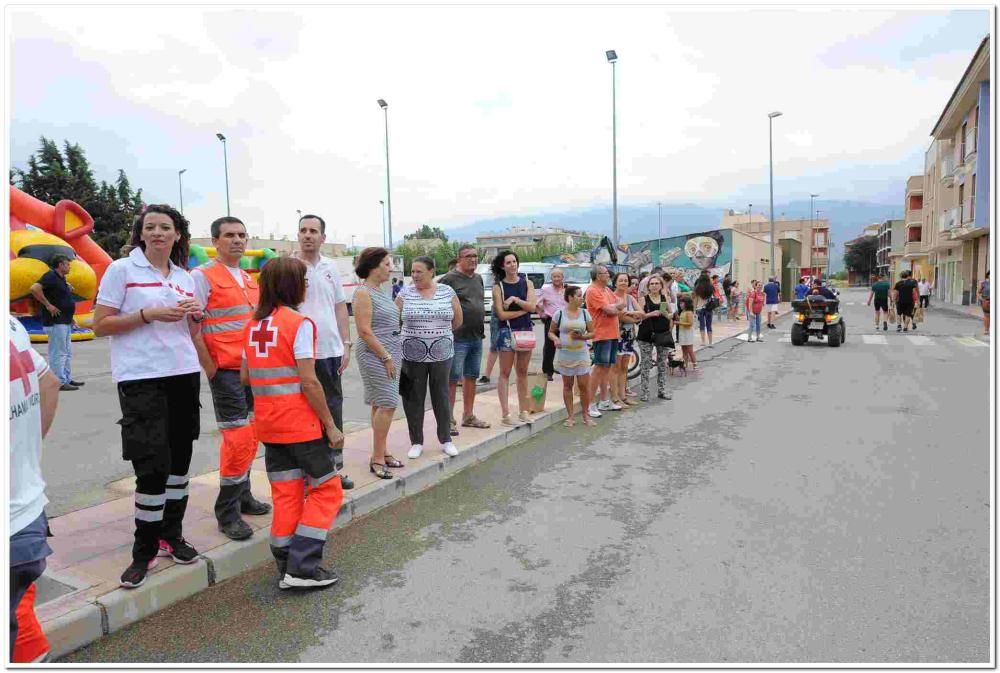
211, 216, 246, 239
131, 204, 191, 269
50, 253, 73, 269
457, 244, 477, 258
413, 255, 436, 271
446, 257, 457, 269
564, 284, 581, 302
355, 247, 390, 279
612, 271, 630, 287
254, 257, 307, 320
298, 214, 326, 234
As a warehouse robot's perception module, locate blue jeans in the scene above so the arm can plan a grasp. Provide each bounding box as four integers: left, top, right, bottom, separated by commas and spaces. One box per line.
748, 312, 762, 337
450, 339, 483, 382
697, 308, 713, 335
43, 324, 72, 384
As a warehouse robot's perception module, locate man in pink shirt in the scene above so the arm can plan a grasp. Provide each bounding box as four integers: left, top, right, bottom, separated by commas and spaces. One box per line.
535, 269, 567, 381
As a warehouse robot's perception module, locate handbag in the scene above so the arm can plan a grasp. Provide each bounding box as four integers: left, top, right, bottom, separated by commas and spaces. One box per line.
500, 280, 536, 351
914, 306, 924, 323
653, 331, 674, 348
888, 305, 897, 324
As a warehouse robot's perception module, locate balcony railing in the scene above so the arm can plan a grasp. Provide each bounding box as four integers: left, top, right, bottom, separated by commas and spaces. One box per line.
939, 207, 959, 232
904, 240, 924, 256
940, 154, 956, 186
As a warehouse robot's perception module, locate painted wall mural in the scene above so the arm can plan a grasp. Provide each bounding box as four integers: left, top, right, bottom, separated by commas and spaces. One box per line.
620, 229, 733, 287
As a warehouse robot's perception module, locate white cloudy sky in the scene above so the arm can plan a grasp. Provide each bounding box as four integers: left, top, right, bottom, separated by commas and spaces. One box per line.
8, 4, 991, 245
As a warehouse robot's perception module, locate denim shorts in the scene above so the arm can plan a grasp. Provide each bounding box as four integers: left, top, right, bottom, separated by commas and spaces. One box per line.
450, 339, 483, 382
591, 339, 619, 366
488, 314, 500, 353
494, 327, 516, 353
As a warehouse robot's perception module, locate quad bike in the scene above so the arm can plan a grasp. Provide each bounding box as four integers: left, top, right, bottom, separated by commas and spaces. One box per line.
790, 296, 846, 347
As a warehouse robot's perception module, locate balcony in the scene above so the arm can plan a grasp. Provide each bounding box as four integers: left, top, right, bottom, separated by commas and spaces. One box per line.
903, 240, 924, 257
905, 210, 922, 226
941, 154, 956, 186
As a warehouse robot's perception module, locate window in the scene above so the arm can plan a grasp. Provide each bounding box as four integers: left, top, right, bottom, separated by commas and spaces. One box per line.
960, 122, 967, 161
907, 227, 921, 243
970, 175, 976, 221
814, 231, 826, 246
908, 194, 923, 211
959, 184, 965, 223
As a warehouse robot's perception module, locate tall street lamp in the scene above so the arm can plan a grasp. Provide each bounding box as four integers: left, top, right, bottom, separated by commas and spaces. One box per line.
747, 203, 752, 225
377, 99, 393, 252
606, 50, 619, 248
216, 133, 230, 216
767, 111, 783, 278
379, 200, 387, 248
810, 193, 819, 277
177, 169, 187, 214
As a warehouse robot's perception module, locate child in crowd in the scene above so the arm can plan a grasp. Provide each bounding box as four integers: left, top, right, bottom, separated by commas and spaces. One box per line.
676, 296, 697, 370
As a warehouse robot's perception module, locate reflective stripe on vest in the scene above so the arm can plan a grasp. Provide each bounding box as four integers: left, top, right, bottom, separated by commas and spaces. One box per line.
244, 306, 322, 444
201, 261, 259, 370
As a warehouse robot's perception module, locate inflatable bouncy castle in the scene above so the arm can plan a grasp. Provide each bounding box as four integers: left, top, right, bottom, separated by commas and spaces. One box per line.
188, 244, 278, 274
9, 186, 113, 342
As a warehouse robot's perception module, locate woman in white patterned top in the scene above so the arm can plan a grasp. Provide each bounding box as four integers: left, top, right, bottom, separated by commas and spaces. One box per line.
396, 256, 463, 460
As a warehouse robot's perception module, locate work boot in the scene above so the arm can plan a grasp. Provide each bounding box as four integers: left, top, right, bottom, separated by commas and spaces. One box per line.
219, 519, 254, 541
240, 494, 272, 516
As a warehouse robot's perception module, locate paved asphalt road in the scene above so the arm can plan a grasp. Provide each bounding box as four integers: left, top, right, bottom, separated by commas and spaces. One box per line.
65, 289, 990, 664
37, 318, 545, 516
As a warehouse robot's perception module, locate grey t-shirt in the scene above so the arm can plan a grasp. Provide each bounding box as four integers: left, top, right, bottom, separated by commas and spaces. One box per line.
440, 269, 485, 341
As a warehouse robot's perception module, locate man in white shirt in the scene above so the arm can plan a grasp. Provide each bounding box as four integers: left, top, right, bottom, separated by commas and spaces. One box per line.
918, 278, 932, 309
9, 317, 60, 662
296, 214, 354, 490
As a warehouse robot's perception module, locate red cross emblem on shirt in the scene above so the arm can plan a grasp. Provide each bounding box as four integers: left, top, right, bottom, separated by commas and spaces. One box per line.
249, 318, 279, 358
10, 341, 36, 396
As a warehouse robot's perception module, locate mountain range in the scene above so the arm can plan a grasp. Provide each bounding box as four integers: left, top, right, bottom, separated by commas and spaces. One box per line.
439, 200, 905, 272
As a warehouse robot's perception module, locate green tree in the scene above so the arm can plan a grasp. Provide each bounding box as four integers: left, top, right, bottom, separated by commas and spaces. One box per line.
842, 236, 878, 278
403, 224, 449, 242
12, 137, 143, 257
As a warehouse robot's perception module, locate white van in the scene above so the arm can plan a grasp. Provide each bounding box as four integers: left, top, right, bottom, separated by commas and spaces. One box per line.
479, 262, 553, 320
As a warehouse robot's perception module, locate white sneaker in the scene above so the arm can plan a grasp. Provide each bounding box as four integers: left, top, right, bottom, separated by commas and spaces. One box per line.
588, 404, 602, 418
407, 444, 423, 459
599, 400, 623, 411
757, 337, 764, 343
442, 442, 458, 457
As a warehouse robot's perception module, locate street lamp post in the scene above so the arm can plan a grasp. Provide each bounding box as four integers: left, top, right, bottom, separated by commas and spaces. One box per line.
747, 203, 752, 225
377, 99, 393, 252
379, 200, 387, 248
177, 169, 187, 214
216, 133, 230, 216
810, 193, 819, 277
767, 111, 783, 279
606, 50, 619, 248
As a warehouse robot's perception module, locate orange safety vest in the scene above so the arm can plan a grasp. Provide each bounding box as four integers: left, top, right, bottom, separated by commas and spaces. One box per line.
244, 306, 322, 444
201, 261, 259, 370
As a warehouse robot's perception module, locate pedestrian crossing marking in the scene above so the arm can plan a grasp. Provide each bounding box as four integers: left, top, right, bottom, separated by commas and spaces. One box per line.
954, 336, 989, 348
736, 333, 749, 341
779, 336, 790, 343
906, 335, 934, 346
862, 335, 888, 345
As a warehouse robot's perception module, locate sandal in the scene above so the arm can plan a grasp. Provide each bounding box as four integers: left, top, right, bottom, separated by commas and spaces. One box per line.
563, 419, 575, 427
369, 462, 394, 480
383, 454, 404, 469
462, 415, 491, 429
583, 418, 598, 427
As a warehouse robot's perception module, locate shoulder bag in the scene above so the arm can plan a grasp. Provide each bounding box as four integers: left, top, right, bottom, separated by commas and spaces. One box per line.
500, 281, 536, 351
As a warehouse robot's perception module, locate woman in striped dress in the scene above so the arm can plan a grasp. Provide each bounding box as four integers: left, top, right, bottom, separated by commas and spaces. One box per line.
352, 248, 403, 479
396, 256, 463, 460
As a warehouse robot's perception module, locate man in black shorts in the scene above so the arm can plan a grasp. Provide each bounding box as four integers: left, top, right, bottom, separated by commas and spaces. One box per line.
867, 273, 891, 331
893, 270, 919, 332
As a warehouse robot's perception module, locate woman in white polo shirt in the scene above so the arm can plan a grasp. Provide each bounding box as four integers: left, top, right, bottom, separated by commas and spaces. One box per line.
94, 204, 205, 590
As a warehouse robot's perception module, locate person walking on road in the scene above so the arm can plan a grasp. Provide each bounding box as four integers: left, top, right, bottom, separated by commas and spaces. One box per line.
191, 216, 271, 542
397, 256, 463, 460
693, 270, 715, 346
491, 250, 538, 426
536, 268, 567, 382
978, 270, 990, 336
763, 277, 781, 329
242, 257, 345, 590
867, 273, 892, 331
612, 271, 642, 407
585, 265, 624, 417
94, 204, 204, 589
727, 280, 742, 321
676, 295, 698, 370
352, 248, 404, 480
296, 215, 355, 490
918, 278, 931, 309
892, 270, 919, 333
636, 275, 672, 401
745, 279, 765, 342
440, 246, 491, 431
29, 254, 83, 391
9, 317, 60, 662
548, 285, 595, 427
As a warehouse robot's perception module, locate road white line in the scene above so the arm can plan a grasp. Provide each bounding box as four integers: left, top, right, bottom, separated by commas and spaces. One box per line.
862, 334, 888, 345
954, 336, 989, 348
906, 335, 934, 346
735, 333, 749, 341
779, 336, 791, 343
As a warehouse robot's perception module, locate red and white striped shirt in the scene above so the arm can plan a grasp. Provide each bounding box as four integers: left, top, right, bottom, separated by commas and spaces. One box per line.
96, 247, 200, 383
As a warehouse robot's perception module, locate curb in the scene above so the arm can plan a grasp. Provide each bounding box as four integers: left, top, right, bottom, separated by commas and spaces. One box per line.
46, 403, 569, 660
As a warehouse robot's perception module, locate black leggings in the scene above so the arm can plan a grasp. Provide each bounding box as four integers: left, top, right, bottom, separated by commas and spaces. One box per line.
400, 359, 453, 445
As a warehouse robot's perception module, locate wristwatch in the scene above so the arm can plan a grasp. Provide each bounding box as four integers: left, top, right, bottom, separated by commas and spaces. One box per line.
343, 340, 353, 348
380, 354, 392, 362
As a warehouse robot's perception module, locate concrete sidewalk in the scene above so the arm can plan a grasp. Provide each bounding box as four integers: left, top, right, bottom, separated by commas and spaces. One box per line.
36, 304, 790, 660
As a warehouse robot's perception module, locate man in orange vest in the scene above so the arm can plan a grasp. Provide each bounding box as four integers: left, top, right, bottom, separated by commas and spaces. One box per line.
193, 217, 272, 541
243, 257, 345, 589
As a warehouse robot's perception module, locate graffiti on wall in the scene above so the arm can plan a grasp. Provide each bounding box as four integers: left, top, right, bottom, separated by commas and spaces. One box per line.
619, 229, 733, 287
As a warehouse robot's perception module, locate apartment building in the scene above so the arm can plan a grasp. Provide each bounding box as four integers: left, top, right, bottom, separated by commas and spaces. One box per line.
875, 220, 903, 280
919, 36, 990, 305
475, 226, 594, 259
721, 209, 830, 279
